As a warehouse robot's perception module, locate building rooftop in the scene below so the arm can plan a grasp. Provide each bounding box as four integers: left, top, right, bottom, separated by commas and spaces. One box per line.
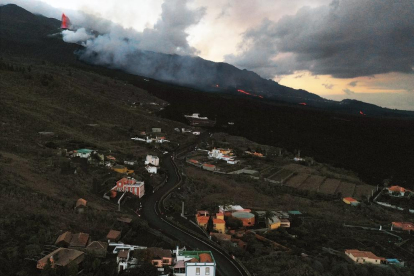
75, 149, 93, 153
219, 205, 244, 212
388, 186, 410, 193
55, 231, 72, 246
118, 250, 129, 259
196, 216, 210, 224
343, 197, 358, 202
107, 230, 121, 240
38, 248, 84, 268
178, 251, 215, 263
147, 247, 172, 259
345, 249, 385, 260
70, 233, 89, 248
233, 212, 255, 219
288, 210, 302, 215
117, 217, 133, 224
213, 218, 225, 224
392, 222, 414, 231
87, 241, 108, 250
76, 198, 87, 208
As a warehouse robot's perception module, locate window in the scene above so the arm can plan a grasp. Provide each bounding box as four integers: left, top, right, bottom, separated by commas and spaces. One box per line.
196, 267, 200, 275
206, 267, 210, 275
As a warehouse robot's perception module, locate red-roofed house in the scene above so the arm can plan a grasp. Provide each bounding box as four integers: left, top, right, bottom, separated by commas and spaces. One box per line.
387, 186, 411, 197
107, 230, 121, 242
392, 222, 414, 233
343, 197, 360, 206
202, 163, 217, 172
196, 210, 210, 229
69, 233, 90, 249
75, 198, 87, 213
345, 249, 386, 265
114, 177, 145, 198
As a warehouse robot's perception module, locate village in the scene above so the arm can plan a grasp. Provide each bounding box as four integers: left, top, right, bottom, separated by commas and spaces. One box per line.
22, 121, 414, 275
25, 121, 414, 276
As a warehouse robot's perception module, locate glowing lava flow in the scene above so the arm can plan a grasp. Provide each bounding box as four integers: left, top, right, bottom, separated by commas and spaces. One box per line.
237, 89, 264, 99
359, 111, 366, 116
299, 103, 307, 106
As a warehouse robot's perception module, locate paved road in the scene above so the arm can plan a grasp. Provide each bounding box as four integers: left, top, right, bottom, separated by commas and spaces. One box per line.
141, 153, 247, 276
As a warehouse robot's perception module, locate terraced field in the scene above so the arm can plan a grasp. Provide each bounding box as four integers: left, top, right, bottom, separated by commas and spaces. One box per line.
319, 178, 341, 194
269, 169, 294, 183
299, 175, 326, 191
336, 182, 356, 197
285, 173, 310, 188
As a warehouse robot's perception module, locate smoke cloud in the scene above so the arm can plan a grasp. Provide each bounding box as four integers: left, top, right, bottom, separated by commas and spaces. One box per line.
62, 28, 94, 44
225, 0, 414, 79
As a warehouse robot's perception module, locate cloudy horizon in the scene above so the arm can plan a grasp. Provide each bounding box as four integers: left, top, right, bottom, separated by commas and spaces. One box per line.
1, 0, 413, 110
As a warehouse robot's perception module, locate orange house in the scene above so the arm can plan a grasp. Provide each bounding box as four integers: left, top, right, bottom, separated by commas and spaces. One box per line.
196, 210, 210, 229
213, 218, 226, 233
147, 247, 173, 268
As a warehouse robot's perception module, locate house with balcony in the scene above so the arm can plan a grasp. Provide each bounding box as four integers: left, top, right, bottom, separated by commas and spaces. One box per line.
196, 210, 210, 229
173, 250, 216, 276
114, 177, 145, 198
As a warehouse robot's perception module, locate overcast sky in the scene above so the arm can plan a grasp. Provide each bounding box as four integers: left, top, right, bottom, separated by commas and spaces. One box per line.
2, 0, 414, 110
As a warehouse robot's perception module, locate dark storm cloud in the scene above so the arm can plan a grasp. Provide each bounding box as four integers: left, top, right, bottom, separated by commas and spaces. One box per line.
348, 81, 358, 87
226, 0, 414, 79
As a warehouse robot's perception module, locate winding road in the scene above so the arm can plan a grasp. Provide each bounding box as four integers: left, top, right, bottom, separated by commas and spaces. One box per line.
141, 150, 248, 276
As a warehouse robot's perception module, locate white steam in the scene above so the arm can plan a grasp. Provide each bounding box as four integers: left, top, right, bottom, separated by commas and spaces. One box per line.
62, 28, 94, 44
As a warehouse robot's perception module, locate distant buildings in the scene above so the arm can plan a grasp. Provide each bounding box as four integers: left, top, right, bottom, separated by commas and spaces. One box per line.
208, 148, 238, 164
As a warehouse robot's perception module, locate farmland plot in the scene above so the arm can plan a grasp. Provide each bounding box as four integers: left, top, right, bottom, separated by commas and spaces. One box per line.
319, 178, 341, 195
299, 175, 326, 191
285, 173, 310, 188
336, 182, 356, 197
269, 169, 294, 183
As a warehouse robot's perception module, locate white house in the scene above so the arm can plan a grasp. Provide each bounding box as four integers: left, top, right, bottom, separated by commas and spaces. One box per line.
145, 155, 160, 166
208, 149, 238, 164
173, 249, 216, 276
117, 250, 130, 272
146, 165, 158, 174
345, 249, 386, 265
155, 136, 170, 144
